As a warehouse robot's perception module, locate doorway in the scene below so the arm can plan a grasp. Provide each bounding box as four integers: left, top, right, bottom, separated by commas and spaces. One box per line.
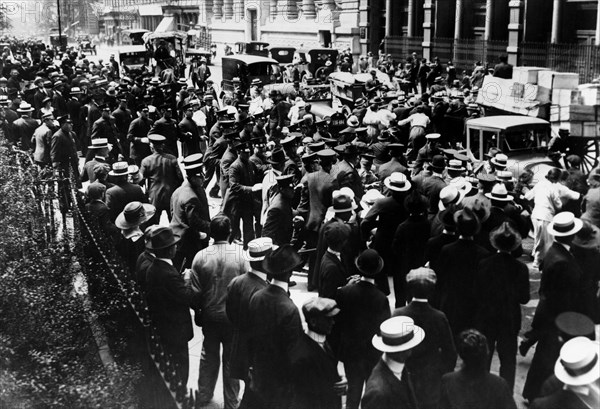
248, 9, 258, 41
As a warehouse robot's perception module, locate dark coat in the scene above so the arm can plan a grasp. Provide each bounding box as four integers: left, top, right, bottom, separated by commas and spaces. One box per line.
421, 173, 447, 215
135, 250, 155, 294
222, 157, 259, 214
248, 285, 304, 409
226, 272, 269, 380
263, 192, 294, 246
149, 117, 179, 155
301, 169, 338, 232
50, 128, 79, 174
474, 252, 530, 335
335, 159, 364, 199
140, 152, 183, 211
530, 389, 590, 409
318, 251, 346, 300
145, 258, 200, 346
86, 102, 101, 136
361, 360, 419, 409
334, 280, 390, 364
12, 116, 38, 149
127, 116, 153, 162
290, 335, 342, 409
178, 116, 201, 157
85, 200, 118, 239
439, 369, 517, 409
378, 158, 409, 181
437, 238, 491, 336
115, 234, 145, 277
105, 181, 147, 221
393, 301, 457, 409
81, 156, 110, 183
219, 146, 237, 197
112, 107, 132, 137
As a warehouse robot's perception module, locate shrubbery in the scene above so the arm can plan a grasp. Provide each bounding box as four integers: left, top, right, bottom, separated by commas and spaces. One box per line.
0, 140, 139, 408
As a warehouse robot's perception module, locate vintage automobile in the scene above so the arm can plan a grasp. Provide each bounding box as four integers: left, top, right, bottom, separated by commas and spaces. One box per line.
186, 26, 212, 64
234, 41, 270, 57
329, 70, 400, 115
119, 45, 150, 77
295, 48, 339, 81
121, 29, 149, 46
77, 34, 96, 55
270, 46, 296, 67
144, 31, 187, 78
221, 55, 282, 98
49, 34, 68, 53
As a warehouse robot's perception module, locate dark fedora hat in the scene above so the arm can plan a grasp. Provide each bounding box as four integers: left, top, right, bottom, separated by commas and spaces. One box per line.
490, 221, 522, 252
355, 249, 384, 278
430, 155, 446, 172
146, 226, 180, 250
268, 148, 286, 164
454, 207, 481, 237
262, 244, 302, 277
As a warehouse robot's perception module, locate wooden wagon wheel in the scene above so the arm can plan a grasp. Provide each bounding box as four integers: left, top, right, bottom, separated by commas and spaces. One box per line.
570, 137, 599, 174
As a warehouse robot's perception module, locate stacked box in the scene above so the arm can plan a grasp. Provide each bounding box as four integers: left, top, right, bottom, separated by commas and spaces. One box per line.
578, 84, 600, 105
522, 83, 551, 103
538, 71, 579, 90
582, 122, 600, 137
512, 67, 550, 84
551, 89, 575, 107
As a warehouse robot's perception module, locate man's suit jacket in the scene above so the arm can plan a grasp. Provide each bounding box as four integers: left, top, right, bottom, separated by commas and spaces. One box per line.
223, 157, 258, 211
127, 116, 153, 161
439, 370, 517, 409
378, 157, 408, 181
178, 116, 201, 157
289, 334, 342, 409
85, 199, 118, 238
135, 250, 155, 294
393, 301, 457, 409
318, 251, 346, 300
361, 359, 419, 409
226, 271, 269, 380
66, 98, 82, 128
532, 242, 584, 331
50, 128, 79, 173
112, 107, 132, 137
263, 192, 293, 246
474, 252, 530, 335
336, 159, 364, 199
12, 116, 38, 149
140, 152, 183, 211
248, 284, 303, 409
145, 258, 200, 346
334, 280, 390, 364
170, 180, 210, 256
219, 147, 237, 197
530, 389, 590, 409
149, 117, 179, 155
81, 157, 110, 183
86, 102, 101, 136
302, 169, 338, 232
421, 173, 447, 215
105, 181, 147, 221
437, 238, 491, 336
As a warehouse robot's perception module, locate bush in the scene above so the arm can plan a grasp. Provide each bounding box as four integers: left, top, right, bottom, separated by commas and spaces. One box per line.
0, 138, 140, 408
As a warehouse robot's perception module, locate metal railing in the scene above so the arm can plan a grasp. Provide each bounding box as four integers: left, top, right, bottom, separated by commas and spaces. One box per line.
386, 36, 424, 60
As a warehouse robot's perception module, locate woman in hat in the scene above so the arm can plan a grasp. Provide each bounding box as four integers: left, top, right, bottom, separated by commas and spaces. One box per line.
439, 329, 517, 409
114, 201, 156, 276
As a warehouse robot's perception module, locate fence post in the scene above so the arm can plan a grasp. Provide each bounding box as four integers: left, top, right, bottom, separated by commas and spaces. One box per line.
507, 0, 523, 66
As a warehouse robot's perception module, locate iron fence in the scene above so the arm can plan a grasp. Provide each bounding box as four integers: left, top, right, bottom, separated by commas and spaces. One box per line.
430, 37, 454, 65
386, 36, 424, 60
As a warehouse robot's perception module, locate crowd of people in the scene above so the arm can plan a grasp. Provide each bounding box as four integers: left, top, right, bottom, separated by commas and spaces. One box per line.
1, 35, 600, 409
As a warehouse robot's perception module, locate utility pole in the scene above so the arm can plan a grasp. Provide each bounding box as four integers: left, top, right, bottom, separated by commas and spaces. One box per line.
57, 0, 63, 50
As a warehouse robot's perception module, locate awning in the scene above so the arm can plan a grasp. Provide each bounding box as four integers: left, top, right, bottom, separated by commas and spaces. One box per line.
155, 16, 175, 33
139, 5, 163, 16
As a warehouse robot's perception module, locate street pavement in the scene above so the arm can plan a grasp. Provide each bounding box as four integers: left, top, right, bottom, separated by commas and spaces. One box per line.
87, 44, 542, 408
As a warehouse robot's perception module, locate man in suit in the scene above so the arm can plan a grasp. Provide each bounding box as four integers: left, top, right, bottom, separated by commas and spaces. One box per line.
219, 130, 239, 199
51, 115, 80, 181
493, 55, 513, 80
226, 237, 272, 389
170, 154, 210, 270
13, 101, 38, 150
140, 134, 183, 223
361, 316, 423, 409
335, 144, 364, 200
90, 104, 121, 161
290, 297, 347, 409
378, 143, 409, 181
263, 174, 295, 246
423, 206, 457, 296
145, 226, 201, 386
318, 221, 351, 299
437, 207, 490, 337
190, 215, 249, 409
85, 181, 118, 239
105, 161, 147, 222
112, 97, 132, 159
247, 245, 303, 409
178, 103, 201, 157
335, 249, 391, 409
361, 172, 411, 294
127, 105, 153, 166
31, 112, 55, 167
203, 120, 234, 198
149, 106, 179, 156
222, 140, 260, 248
81, 138, 111, 184
421, 154, 448, 217
393, 267, 457, 409
65, 87, 84, 151
474, 222, 530, 391
523, 212, 586, 401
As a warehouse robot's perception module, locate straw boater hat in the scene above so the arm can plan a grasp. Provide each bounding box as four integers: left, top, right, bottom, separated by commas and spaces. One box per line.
109, 161, 129, 177
547, 212, 583, 237
330, 188, 358, 213
384, 172, 411, 192
372, 316, 425, 353
438, 185, 465, 211
245, 237, 275, 262
115, 201, 156, 230
554, 337, 600, 386
490, 153, 508, 169
88, 138, 109, 150
486, 183, 514, 202
17, 101, 34, 113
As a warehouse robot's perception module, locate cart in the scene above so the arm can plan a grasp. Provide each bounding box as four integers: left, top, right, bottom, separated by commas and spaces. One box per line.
144, 31, 187, 79
329, 71, 400, 116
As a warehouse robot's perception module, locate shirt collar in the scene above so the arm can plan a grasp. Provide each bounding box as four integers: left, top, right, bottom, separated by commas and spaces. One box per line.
327, 248, 341, 260
361, 277, 375, 284
557, 241, 571, 252
250, 269, 268, 282
442, 229, 455, 235
412, 297, 428, 303
383, 354, 405, 381
306, 329, 327, 346
94, 155, 106, 161
271, 279, 288, 292
122, 227, 143, 240
157, 258, 173, 266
